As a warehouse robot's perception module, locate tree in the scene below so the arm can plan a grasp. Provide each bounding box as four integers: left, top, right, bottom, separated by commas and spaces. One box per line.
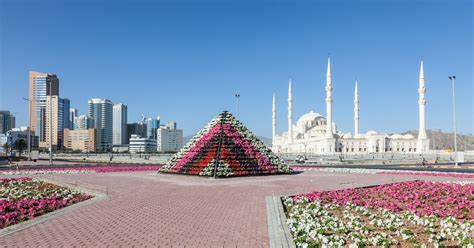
2, 143, 10, 154
14, 139, 27, 157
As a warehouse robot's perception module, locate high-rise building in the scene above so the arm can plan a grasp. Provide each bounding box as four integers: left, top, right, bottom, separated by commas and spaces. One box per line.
127, 122, 147, 143
113, 103, 128, 145
28, 71, 59, 143
88, 98, 113, 152
146, 116, 160, 139
0, 111, 15, 134
69, 108, 78, 129
74, 115, 92, 130
60, 98, 70, 130
39, 96, 69, 149
157, 121, 183, 152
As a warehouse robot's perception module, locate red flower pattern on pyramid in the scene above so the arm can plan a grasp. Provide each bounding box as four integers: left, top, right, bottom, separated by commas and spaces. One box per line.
159, 111, 291, 177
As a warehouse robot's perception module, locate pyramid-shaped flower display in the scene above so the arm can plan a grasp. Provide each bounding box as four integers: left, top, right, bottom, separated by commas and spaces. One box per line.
159, 111, 291, 177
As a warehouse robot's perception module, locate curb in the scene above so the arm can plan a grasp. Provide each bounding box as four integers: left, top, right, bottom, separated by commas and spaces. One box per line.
0, 180, 108, 238
266, 195, 296, 248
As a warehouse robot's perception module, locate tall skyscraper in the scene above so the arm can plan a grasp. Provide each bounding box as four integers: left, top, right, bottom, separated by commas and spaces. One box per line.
113, 103, 128, 145
0, 111, 15, 134
69, 108, 78, 129
146, 116, 160, 139
29, 71, 59, 143
40, 97, 70, 149
88, 98, 113, 152
60, 98, 70, 130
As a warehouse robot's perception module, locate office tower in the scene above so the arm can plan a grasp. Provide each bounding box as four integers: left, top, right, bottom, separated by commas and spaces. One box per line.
146, 116, 160, 139
157, 121, 183, 152
127, 122, 147, 143
39, 97, 69, 149
29, 71, 59, 143
60, 98, 70, 130
113, 103, 128, 145
0, 111, 15, 134
69, 108, 78, 129
88, 98, 113, 152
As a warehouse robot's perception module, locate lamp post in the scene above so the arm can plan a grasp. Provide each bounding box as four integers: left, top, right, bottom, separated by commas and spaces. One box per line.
235, 93, 240, 118
48, 84, 53, 166
448, 76, 458, 166
22, 98, 32, 161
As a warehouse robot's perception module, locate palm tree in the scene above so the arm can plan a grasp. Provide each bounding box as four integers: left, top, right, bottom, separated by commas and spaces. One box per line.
14, 139, 27, 158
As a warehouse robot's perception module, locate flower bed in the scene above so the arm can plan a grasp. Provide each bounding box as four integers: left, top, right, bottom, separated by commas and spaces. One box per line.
290, 166, 474, 179
160, 111, 291, 177
0, 165, 162, 176
1, 177, 93, 229
283, 181, 474, 247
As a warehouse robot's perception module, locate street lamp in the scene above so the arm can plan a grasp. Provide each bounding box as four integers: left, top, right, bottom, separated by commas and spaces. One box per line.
46, 83, 53, 166
22, 98, 32, 161
448, 76, 458, 166
235, 93, 240, 118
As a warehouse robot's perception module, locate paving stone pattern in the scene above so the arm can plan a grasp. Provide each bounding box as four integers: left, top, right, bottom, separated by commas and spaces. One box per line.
1, 171, 471, 247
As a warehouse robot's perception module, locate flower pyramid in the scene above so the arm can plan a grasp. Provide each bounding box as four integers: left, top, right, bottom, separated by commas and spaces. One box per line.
159, 111, 291, 177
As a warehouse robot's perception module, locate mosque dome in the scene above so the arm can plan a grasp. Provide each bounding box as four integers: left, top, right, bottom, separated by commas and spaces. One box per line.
366, 130, 378, 135
297, 111, 324, 124
390, 134, 403, 139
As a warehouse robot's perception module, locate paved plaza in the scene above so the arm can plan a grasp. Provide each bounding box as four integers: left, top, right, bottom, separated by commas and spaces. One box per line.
1, 170, 473, 247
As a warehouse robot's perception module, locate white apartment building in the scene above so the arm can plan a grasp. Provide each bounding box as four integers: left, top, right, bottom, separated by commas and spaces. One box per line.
129, 134, 157, 153
113, 103, 127, 145
157, 121, 183, 152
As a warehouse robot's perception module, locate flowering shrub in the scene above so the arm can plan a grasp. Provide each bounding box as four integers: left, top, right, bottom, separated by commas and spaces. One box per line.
291, 166, 474, 179
1, 178, 93, 229
379, 170, 474, 179
160, 111, 291, 177
0, 165, 162, 176
284, 181, 474, 247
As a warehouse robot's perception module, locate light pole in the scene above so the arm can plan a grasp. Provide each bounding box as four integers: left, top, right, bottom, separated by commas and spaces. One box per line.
448, 76, 458, 166
22, 98, 32, 161
235, 93, 240, 118
48, 84, 53, 166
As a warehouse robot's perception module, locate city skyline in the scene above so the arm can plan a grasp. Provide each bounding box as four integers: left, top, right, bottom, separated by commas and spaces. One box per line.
1, 0, 472, 138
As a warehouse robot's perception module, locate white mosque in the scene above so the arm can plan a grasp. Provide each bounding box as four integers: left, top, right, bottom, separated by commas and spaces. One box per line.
271, 58, 430, 155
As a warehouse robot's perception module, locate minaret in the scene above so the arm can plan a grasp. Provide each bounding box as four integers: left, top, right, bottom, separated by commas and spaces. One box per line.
325, 58, 333, 138
418, 60, 427, 140
288, 79, 293, 143
354, 80, 359, 136
272, 93, 276, 142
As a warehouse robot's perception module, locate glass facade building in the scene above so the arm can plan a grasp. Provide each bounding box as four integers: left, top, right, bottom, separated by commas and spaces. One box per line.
146, 117, 160, 139
88, 98, 113, 152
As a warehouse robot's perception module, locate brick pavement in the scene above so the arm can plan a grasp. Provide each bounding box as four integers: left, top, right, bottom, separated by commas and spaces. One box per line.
1, 170, 472, 247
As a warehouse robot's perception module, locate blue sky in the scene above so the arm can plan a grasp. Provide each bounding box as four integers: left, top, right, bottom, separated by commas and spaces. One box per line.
0, 0, 472, 137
